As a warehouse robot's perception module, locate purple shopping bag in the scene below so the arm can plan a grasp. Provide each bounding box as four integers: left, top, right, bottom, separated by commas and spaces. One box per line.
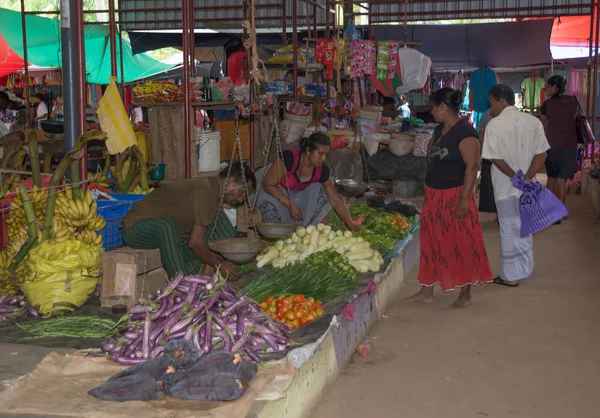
510, 171, 569, 238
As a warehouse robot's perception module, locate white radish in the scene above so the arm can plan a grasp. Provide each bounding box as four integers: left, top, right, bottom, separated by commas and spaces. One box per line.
349, 242, 371, 252
318, 233, 328, 246
365, 260, 381, 272
306, 225, 317, 234
343, 230, 353, 238
296, 227, 306, 238
285, 238, 293, 245
328, 231, 337, 241
324, 225, 332, 234
346, 250, 375, 261
349, 260, 369, 273
256, 248, 279, 268
291, 234, 301, 244
336, 230, 343, 237
275, 240, 284, 249
317, 223, 326, 232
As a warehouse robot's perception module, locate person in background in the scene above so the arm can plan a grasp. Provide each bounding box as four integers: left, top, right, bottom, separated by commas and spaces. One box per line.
51, 95, 64, 121
0, 92, 9, 111
255, 132, 358, 230
32, 93, 48, 129
477, 109, 497, 215
323, 78, 353, 130
284, 70, 294, 84
405, 88, 492, 308
120, 162, 255, 281
9, 110, 28, 132
539, 75, 579, 217
482, 85, 549, 288
381, 96, 401, 119
398, 94, 411, 119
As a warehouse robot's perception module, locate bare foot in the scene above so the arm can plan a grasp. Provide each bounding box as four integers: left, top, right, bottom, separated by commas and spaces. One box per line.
403, 286, 434, 303
451, 285, 472, 309
451, 295, 471, 309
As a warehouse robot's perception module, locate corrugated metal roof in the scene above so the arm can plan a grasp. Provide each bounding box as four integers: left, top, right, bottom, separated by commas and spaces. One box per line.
119, 0, 327, 30
364, 0, 593, 23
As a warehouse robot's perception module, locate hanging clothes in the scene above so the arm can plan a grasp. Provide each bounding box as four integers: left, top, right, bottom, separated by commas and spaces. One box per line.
470, 67, 498, 113
521, 75, 546, 109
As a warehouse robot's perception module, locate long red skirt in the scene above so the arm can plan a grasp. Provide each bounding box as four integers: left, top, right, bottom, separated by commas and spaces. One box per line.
418, 186, 492, 291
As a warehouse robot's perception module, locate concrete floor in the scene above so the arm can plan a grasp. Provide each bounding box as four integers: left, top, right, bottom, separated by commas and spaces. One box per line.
319, 194, 600, 418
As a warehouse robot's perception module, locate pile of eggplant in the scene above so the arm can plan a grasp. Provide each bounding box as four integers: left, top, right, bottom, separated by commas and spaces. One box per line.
101, 272, 291, 365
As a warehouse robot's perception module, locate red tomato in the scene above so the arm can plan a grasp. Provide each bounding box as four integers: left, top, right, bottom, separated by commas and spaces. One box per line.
266, 296, 275, 304
286, 311, 296, 321
293, 319, 301, 328
271, 314, 279, 321
299, 317, 310, 326
294, 294, 305, 303
294, 309, 304, 319
287, 320, 297, 330
306, 313, 316, 322
269, 305, 277, 313
284, 296, 295, 305
278, 295, 286, 300
259, 301, 268, 309
277, 310, 286, 319
306, 297, 315, 305
280, 306, 289, 314
275, 300, 283, 309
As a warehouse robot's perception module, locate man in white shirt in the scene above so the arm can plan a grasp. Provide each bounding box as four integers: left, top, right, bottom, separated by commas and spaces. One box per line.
482, 85, 549, 287
33, 93, 48, 130
398, 94, 411, 119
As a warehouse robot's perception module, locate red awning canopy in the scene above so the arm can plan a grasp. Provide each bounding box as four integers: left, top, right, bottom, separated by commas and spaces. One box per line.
0, 35, 25, 77
527, 16, 595, 47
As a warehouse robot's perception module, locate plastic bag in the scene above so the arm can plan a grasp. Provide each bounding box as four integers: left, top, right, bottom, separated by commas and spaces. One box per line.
98, 77, 137, 155
23, 240, 103, 316
328, 148, 364, 183
395, 47, 431, 93
510, 171, 569, 238
166, 351, 258, 401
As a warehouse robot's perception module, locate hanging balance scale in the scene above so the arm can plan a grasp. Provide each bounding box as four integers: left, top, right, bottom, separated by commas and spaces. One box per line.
253, 101, 300, 238
207, 111, 267, 263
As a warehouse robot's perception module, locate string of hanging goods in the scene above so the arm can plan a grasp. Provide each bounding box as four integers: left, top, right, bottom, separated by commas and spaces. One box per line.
207, 110, 267, 264
253, 100, 300, 239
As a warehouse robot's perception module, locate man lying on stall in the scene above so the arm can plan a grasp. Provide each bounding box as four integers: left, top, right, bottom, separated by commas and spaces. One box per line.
120, 162, 256, 281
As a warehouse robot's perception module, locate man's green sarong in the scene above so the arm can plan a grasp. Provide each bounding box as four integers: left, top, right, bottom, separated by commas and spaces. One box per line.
121, 211, 236, 278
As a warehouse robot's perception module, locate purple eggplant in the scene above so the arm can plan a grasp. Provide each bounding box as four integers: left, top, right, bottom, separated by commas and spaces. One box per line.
183, 323, 194, 341
244, 347, 261, 363
148, 318, 167, 344
123, 334, 143, 358
236, 313, 245, 337
168, 330, 186, 341
232, 333, 250, 353
115, 356, 146, 365
205, 274, 219, 290
185, 281, 198, 304
203, 317, 213, 353
170, 312, 197, 334
151, 297, 168, 320
192, 328, 202, 351
142, 314, 151, 359
176, 285, 190, 294
166, 271, 185, 290
100, 343, 115, 353
164, 301, 184, 317
0, 295, 6, 304
26, 305, 39, 317
254, 323, 278, 337
123, 331, 138, 340
185, 275, 210, 285
217, 290, 237, 302
255, 328, 279, 351
222, 297, 252, 317
150, 345, 165, 358
213, 329, 232, 351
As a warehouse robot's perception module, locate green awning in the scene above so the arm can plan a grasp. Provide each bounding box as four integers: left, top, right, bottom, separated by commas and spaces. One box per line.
0, 8, 174, 84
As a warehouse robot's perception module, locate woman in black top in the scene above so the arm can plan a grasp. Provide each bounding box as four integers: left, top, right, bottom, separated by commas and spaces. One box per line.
405, 88, 492, 308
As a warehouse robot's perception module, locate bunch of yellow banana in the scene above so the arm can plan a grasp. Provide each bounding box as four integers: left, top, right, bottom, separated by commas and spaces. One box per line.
30, 185, 48, 221
87, 172, 109, 188
74, 230, 103, 247
0, 250, 27, 296
56, 189, 98, 228
131, 185, 155, 195
51, 218, 72, 243
85, 215, 106, 232
7, 195, 27, 239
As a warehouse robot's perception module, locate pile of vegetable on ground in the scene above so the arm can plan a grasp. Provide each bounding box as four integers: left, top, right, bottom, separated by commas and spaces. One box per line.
100, 272, 291, 365
256, 224, 384, 273
329, 205, 417, 255
256, 294, 324, 330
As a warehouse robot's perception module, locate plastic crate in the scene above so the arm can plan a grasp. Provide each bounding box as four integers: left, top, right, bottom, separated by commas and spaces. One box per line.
110, 193, 146, 211
97, 200, 128, 250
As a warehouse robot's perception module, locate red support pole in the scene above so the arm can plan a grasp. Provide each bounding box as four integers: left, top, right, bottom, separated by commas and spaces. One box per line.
109, 0, 118, 77
282, 0, 287, 45
189, 0, 195, 76
20, 0, 30, 126
75, 0, 88, 181
247, 0, 255, 171
183, 0, 192, 179
292, 0, 298, 101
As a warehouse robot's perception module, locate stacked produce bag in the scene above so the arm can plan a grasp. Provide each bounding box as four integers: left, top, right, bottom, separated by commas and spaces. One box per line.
0, 130, 108, 317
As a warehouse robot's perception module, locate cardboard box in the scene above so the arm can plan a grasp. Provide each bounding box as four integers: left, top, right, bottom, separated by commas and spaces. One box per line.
101, 247, 167, 308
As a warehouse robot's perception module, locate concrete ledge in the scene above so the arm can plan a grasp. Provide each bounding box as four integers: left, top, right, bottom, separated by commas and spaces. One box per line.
257, 236, 420, 418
